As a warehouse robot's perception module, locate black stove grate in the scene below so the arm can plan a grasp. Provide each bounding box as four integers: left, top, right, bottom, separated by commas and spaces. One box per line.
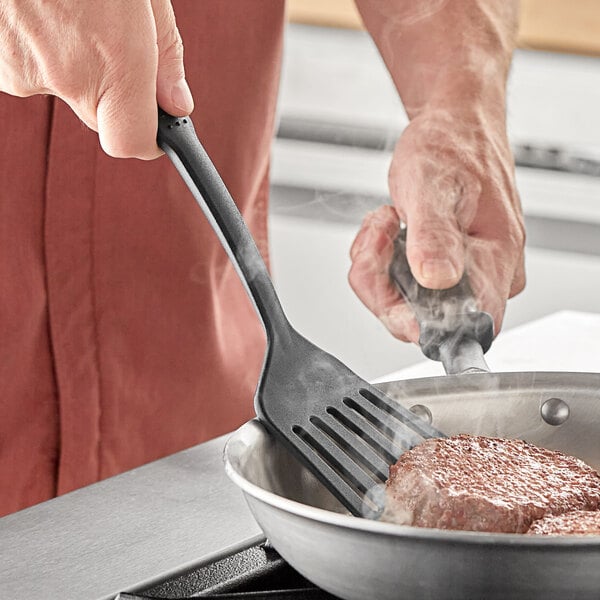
120, 591, 330, 600
118, 543, 338, 600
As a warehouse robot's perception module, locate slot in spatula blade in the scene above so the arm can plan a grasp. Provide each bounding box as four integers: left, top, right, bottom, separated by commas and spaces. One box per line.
255, 332, 444, 517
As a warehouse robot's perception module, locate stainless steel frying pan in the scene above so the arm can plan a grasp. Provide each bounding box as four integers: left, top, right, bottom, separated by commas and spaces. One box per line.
225, 371, 600, 600
154, 106, 600, 598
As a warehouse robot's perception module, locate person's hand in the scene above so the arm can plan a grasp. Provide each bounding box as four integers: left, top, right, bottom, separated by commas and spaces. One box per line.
0, 0, 193, 159
348, 109, 526, 344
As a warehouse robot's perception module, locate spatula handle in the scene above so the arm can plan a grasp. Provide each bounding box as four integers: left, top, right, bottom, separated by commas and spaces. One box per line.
156, 109, 291, 342
389, 228, 493, 374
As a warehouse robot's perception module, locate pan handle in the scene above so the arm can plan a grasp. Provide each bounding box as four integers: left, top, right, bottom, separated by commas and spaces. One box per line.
389, 227, 493, 375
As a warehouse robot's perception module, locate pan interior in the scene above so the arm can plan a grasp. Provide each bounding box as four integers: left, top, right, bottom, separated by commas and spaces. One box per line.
226, 372, 600, 520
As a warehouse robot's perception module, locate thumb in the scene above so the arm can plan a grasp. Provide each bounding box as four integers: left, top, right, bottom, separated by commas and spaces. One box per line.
151, 0, 194, 116
405, 208, 465, 290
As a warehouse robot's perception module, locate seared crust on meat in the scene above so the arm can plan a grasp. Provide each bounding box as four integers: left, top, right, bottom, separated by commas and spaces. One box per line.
383, 434, 600, 533
528, 510, 600, 535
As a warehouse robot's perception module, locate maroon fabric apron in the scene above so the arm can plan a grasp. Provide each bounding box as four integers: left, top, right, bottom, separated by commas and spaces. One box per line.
0, 0, 285, 517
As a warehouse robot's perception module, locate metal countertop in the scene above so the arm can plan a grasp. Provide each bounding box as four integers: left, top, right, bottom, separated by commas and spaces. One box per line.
0, 435, 263, 600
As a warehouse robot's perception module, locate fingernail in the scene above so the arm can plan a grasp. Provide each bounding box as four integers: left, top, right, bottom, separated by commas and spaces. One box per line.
171, 79, 194, 114
420, 259, 459, 282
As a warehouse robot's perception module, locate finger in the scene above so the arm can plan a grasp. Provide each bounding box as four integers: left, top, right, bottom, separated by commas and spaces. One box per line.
404, 206, 465, 290
96, 16, 161, 160
509, 247, 526, 298
349, 206, 419, 343
465, 201, 525, 333
391, 157, 467, 290
508, 195, 527, 298
151, 0, 194, 116
349, 205, 398, 261
60, 96, 99, 132
465, 235, 521, 337
97, 79, 161, 160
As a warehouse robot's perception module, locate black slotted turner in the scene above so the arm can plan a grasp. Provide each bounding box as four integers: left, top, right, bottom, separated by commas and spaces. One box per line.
157, 110, 489, 517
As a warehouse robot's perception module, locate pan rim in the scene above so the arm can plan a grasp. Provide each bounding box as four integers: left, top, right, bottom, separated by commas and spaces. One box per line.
224, 415, 600, 548
373, 369, 600, 393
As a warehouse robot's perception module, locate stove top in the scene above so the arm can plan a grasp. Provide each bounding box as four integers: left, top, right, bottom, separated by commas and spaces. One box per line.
118, 543, 337, 600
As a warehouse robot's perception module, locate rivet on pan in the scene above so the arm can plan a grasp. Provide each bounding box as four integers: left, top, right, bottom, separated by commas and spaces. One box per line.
409, 404, 433, 425
541, 398, 570, 426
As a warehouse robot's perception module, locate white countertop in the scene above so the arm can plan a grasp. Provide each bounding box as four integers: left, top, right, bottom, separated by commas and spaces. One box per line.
378, 310, 600, 381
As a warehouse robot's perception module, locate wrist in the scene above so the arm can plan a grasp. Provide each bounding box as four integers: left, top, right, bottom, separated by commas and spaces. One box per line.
419, 68, 509, 128
375, 2, 518, 121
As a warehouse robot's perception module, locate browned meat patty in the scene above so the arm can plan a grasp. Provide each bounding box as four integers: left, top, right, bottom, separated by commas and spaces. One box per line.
382, 434, 600, 533
528, 510, 600, 535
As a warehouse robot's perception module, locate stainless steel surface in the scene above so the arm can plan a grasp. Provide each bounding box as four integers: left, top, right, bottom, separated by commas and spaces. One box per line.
541, 396, 571, 425
225, 372, 600, 600
0, 435, 263, 600
439, 337, 490, 375
408, 404, 432, 424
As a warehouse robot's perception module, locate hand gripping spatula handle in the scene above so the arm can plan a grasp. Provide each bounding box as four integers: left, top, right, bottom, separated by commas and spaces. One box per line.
389, 228, 494, 374
157, 110, 442, 518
